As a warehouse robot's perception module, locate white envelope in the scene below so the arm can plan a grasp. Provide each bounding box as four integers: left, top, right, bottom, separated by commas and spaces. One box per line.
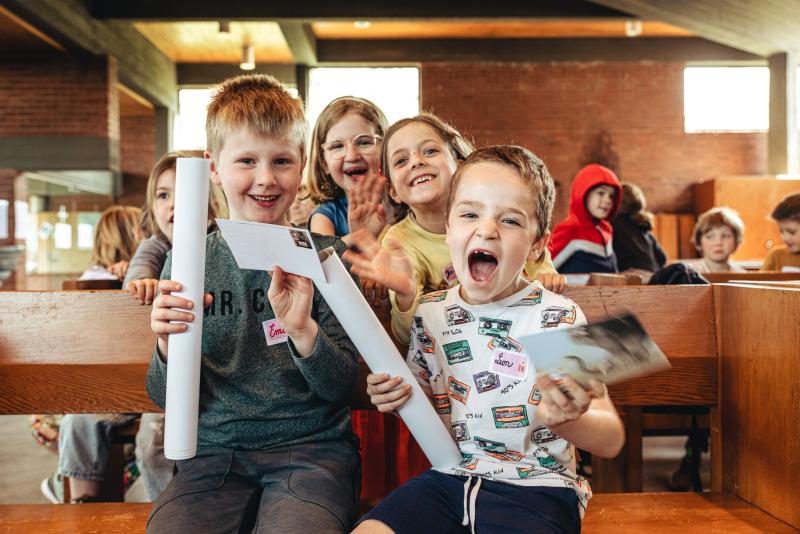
216, 219, 327, 283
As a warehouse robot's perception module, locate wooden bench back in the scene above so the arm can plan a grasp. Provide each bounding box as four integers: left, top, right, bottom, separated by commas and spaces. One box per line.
0, 286, 717, 414
716, 283, 800, 528
703, 271, 800, 284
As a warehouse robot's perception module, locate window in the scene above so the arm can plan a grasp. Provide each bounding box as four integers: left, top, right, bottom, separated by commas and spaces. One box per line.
684, 67, 769, 132
306, 67, 420, 130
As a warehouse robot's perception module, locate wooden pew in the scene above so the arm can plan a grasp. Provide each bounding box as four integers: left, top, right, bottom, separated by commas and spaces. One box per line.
1, 288, 796, 531
703, 271, 800, 284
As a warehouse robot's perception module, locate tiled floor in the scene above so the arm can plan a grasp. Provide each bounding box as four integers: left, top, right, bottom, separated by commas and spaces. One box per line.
0, 415, 710, 504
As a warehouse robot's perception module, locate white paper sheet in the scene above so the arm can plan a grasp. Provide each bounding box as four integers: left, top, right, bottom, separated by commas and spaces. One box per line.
317, 248, 463, 469
216, 219, 326, 283
164, 158, 210, 460
215, 219, 463, 468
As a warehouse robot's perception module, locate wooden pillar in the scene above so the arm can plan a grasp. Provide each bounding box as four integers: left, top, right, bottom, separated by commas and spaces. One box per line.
768, 52, 799, 174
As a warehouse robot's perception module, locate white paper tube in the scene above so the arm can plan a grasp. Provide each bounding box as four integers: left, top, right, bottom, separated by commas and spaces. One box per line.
317, 248, 463, 469
164, 158, 210, 460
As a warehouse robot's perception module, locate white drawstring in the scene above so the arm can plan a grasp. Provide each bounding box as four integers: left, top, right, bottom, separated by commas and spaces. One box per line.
461, 475, 482, 534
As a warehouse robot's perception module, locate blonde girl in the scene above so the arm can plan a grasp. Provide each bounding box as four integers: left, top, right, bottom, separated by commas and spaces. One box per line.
126, 150, 228, 304
78, 205, 142, 281
347, 113, 562, 348
306, 96, 388, 239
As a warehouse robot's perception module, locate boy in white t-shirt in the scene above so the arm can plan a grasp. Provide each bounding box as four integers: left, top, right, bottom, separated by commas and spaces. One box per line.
347, 145, 625, 534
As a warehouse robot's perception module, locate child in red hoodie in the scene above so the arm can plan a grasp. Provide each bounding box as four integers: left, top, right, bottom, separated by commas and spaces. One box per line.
549, 164, 622, 273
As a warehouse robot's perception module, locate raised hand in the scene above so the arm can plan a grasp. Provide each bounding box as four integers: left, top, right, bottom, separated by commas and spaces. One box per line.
343, 229, 416, 299
348, 171, 387, 238
267, 266, 318, 356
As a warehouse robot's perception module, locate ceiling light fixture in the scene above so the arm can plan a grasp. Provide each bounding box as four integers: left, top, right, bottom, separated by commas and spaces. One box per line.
625, 20, 642, 37
239, 44, 255, 71
353, 21, 371, 29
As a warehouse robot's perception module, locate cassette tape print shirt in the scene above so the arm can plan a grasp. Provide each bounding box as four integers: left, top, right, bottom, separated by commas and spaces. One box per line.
408, 281, 592, 516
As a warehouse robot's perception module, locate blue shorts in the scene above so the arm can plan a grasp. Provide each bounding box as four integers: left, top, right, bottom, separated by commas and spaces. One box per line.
359, 469, 580, 534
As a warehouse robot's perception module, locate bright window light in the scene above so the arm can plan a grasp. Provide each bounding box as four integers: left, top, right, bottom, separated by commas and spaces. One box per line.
684, 67, 769, 132
173, 88, 214, 150
307, 67, 420, 131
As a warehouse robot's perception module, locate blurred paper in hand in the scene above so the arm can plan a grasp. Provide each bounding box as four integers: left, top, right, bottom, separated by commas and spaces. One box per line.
519, 314, 670, 387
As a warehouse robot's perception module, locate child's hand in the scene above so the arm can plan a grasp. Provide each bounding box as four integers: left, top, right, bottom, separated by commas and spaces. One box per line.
127, 278, 159, 305
109, 261, 130, 280
348, 171, 387, 238
366, 373, 412, 414
535, 373, 605, 428
267, 266, 318, 356
150, 280, 213, 359
536, 272, 567, 293
360, 278, 389, 307
343, 230, 415, 301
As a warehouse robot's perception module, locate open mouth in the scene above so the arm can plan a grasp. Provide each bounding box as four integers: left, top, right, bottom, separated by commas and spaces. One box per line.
344, 167, 368, 181
250, 194, 280, 206
468, 249, 499, 283
411, 174, 435, 187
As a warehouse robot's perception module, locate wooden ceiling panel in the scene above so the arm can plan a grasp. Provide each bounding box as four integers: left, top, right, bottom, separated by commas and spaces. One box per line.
0, 5, 65, 53
312, 20, 693, 40
134, 21, 293, 63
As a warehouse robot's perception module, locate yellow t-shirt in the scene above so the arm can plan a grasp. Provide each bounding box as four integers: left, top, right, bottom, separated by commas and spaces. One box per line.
383, 213, 556, 346
762, 245, 800, 272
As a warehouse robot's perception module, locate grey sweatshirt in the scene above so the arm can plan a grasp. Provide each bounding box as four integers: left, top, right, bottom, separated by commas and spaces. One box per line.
145, 231, 358, 450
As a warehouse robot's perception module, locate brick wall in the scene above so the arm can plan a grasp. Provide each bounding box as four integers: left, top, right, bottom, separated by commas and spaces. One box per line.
118, 113, 156, 208
421, 61, 767, 223
0, 57, 114, 137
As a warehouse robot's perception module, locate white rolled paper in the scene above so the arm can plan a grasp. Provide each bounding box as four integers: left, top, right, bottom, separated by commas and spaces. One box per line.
317, 248, 463, 469
164, 158, 210, 460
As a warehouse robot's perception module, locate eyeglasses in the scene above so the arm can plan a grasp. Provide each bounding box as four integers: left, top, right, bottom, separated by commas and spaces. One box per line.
321, 134, 382, 160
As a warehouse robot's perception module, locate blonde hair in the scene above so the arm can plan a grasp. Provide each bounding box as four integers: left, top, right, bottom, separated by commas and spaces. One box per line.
92, 205, 142, 268
305, 96, 388, 204
205, 74, 305, 160
448, 145, 555, 241
382, 113, 475, 223
140, 151, 229, 244
618, 183, 654, 230
692, 207, 745, 253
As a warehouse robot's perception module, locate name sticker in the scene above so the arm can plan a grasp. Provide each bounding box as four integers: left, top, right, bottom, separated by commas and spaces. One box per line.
263, 318, 288, 346
492, 349, 530, 380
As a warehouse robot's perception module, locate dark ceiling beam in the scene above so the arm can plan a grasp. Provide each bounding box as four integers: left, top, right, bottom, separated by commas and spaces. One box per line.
90, 0, 631, 21
587, 0, 800, 57
317, 37, 761, 64
0, 0, 176, 108
278, 22, 317, 65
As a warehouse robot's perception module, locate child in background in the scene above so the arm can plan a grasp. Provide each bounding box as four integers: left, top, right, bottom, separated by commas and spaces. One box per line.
351, 146, 625, 534
682, 207, 745, 273
549, 164, 622, 274
762, 192, 800, 272
611, 183, 667, 278
306, 96, 388, 240
78, 205, 142, 282
287, 184, 316, 228
146, 74, 360, 533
